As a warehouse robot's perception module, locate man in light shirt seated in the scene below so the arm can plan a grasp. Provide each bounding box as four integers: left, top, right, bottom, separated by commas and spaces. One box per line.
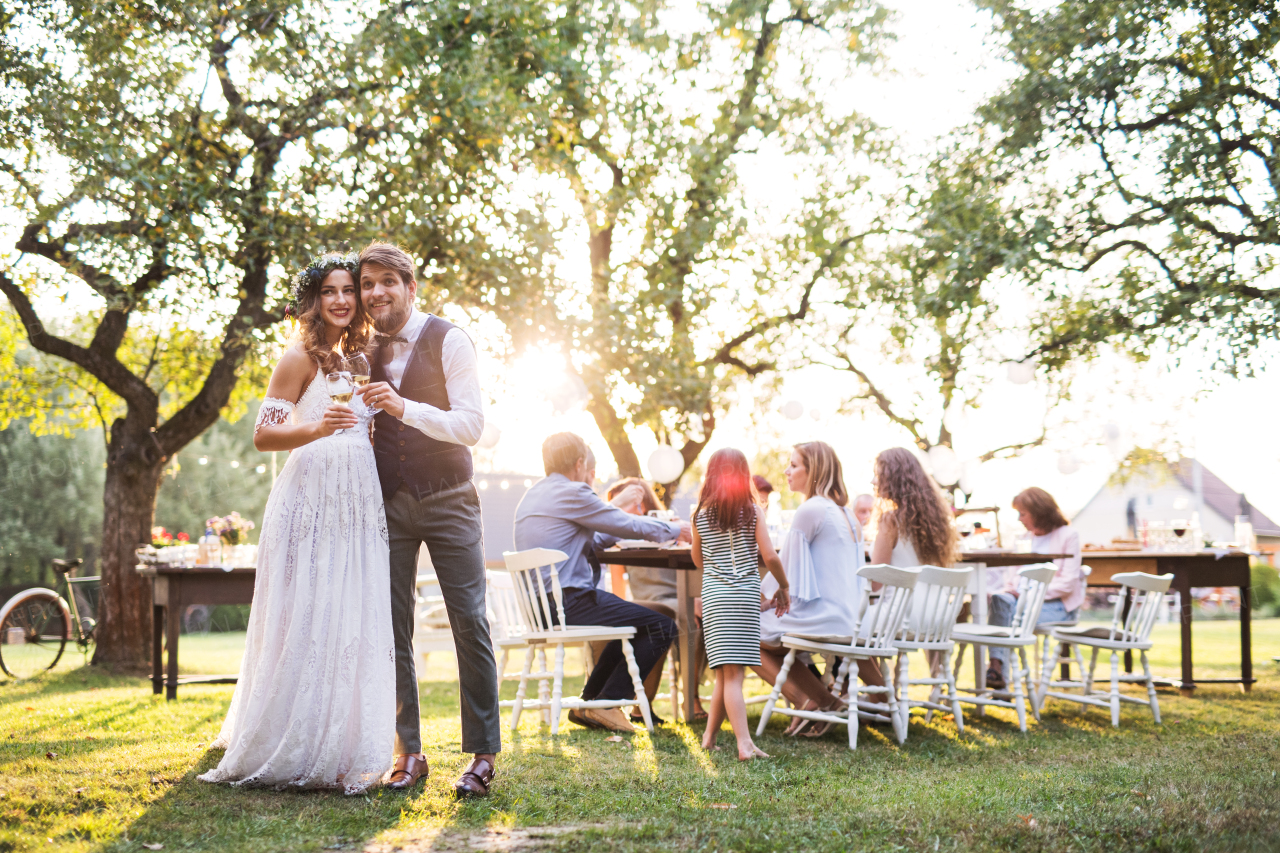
513, 432, 691, 733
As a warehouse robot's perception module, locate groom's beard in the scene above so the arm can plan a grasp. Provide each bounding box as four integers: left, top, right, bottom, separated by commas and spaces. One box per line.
373, 300, 411, 335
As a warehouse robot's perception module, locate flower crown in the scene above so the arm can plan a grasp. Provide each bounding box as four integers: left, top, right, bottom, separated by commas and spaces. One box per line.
289, 251, 359, 313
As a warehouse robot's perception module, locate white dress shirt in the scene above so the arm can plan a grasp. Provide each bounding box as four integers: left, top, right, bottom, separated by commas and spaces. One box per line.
382, 309, 484, 446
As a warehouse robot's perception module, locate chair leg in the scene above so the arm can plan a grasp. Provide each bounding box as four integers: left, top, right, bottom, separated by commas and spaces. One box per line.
537, 647, 551, 726
1021, 647, 1039, 722
668, 650, 680, 722
896, 653, 911, 738
511, 646, 535, 734
1085, 647, 1100, 700
847, 664, 860, 751
498, 648, 509, 681
757, 647, 795, 736
550, 644, 566, 735
943, 651, 963, 735
621, 638, 654, 732
1037, 640, 1056, 714
1141, 650, 1161, 724
1109, 650, 1121, 728
885, 656, 905, 745
1009, 650, 1028, 732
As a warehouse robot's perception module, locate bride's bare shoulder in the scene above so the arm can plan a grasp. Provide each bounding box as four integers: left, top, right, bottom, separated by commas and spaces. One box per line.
265, 345, 318, 402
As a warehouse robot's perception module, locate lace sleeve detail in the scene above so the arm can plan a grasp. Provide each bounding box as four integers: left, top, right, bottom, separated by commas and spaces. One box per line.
255, 397, 295, 434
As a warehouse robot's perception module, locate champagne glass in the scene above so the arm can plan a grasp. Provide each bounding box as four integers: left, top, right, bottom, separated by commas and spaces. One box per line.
346, 353, 371, 389
325, 371, 354, 435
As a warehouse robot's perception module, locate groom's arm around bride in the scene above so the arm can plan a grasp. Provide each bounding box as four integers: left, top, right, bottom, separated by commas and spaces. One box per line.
355, 240, 499, 799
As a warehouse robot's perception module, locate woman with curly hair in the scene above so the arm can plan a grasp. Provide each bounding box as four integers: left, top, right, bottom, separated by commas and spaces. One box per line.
199, 252, 394, 795
870, 447, 957, 569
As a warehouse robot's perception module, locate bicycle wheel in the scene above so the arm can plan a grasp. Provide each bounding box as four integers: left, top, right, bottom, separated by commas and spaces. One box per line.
0, 589, 70, 679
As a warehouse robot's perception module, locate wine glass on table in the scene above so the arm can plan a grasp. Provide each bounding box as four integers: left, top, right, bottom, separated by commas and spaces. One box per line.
1170, 518, 1189, 552
325, 371, 354, 435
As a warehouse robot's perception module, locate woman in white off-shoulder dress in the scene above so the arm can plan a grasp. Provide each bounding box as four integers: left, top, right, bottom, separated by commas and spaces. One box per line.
199, 253, 394, 794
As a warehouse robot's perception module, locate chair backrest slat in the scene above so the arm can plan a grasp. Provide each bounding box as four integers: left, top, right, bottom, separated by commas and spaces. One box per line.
1006, 564, 1057, 639
501, 549, 571, 633
904, 565, 973, 643
851, 563, 919, 651
1110, 572, 1173, 643
485, 570, 524, 640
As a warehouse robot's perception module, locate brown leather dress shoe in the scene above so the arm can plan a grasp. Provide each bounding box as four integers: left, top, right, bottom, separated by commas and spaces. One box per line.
387, 754, 429, 790
454, 756, 496, 799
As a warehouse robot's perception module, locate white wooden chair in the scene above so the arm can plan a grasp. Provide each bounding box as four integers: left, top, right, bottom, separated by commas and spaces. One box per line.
756, 564, 919, 750
413, 571, 454, 673
499, 548, 654, 735
951, 563, 1057, 732
1036, 571, 1173, 727
1031, 565, 1092, 699
893, 565, 973, 736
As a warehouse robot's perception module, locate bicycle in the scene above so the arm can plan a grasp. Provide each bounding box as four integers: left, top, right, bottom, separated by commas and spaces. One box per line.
0, 558, 100, 679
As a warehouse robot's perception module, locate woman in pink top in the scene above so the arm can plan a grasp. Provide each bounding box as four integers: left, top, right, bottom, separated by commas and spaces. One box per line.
986, 487, 1085, 690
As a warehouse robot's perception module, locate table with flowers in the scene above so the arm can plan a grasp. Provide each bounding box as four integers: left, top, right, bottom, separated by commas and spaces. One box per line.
138, 514, 257, 700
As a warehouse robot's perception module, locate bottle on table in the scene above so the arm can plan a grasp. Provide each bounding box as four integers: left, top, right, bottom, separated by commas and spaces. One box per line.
196, 527, 221, 567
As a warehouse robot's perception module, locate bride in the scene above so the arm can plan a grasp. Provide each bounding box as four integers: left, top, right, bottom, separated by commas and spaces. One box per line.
199, 253, 394, 794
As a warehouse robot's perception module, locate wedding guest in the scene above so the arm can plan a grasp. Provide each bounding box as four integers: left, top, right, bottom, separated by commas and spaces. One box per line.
694, 449, 790, 760
853, 493, 875, 528
985, 487, 1084, 689
604, 477, 707, 722
869, 448, 957, 569
752, 474, 775, 504
870, 448, 958, 678
755, 441, 877, 735
513, 433, 691, 732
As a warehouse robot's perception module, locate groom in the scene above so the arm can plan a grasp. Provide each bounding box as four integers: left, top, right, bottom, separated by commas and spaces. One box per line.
355, 241, 500, 798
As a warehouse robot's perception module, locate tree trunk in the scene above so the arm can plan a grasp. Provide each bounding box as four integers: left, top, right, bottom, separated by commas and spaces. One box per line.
92, 412, 165, 670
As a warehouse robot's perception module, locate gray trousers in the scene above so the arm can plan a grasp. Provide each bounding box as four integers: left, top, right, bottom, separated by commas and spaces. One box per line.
386, 481, 502, 755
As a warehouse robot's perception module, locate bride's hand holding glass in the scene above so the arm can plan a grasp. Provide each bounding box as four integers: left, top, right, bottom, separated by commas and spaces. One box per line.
322, 371, 358, 436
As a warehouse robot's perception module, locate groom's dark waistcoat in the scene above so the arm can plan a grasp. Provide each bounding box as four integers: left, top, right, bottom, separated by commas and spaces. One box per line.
371, 313, 474, 500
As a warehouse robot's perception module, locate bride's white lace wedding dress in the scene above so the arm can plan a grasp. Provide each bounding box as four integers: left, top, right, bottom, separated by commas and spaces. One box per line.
198, 367, 394, 794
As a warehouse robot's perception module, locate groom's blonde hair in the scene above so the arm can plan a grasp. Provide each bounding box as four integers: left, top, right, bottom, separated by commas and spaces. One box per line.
358, 241, 416, 289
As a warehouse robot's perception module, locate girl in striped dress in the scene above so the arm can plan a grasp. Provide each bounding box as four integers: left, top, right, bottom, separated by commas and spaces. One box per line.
692, 449, 790, 760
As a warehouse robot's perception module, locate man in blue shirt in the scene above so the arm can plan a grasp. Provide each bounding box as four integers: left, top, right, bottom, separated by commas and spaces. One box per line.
514, 432, 690, 732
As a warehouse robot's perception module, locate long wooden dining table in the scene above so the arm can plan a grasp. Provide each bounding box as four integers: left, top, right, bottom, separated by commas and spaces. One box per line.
1072, 549, 1254, 695
596, 546, 701, 721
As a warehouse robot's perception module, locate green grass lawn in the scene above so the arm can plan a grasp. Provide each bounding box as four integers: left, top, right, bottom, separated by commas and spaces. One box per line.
2, 619, 1278, 853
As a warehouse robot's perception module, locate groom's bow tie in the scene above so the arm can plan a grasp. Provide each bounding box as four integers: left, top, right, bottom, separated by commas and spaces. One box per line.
374, 333, 409, 346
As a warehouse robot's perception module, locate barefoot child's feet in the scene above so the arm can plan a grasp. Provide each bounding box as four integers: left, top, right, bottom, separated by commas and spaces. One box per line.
737, 743, 770, 761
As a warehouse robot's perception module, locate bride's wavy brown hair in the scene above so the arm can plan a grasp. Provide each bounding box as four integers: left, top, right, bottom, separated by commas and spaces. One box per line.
873, 447, 957, 566
293, 253, 372, 373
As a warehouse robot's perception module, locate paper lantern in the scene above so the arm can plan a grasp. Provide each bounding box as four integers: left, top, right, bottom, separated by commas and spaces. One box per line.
958, 461, 978, 495
647, 445, 685, 484
477, 422, 501, 449
547, 374, 589, 414
780, 400, 804, 420
1057, 451, 1080, 475
1006, 361, 1035, 385
927, 445, 962, 486
1103, 422, 1124, 457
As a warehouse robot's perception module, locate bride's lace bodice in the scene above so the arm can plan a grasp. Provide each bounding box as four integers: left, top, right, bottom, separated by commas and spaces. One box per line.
255, 367, 374, 436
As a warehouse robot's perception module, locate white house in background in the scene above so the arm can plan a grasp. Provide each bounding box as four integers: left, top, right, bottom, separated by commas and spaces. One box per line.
1071, 457, 1280, 562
